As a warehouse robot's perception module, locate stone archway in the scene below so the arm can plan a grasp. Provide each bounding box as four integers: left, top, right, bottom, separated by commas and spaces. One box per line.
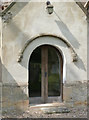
19, 35, 71, 103
17, 34, 78, 63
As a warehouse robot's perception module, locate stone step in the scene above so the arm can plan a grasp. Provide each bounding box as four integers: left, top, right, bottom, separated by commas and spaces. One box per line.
41, 107, 70, 114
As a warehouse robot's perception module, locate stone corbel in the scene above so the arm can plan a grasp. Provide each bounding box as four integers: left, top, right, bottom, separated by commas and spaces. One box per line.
2, 11, 12, 23
70, 48, 78, 62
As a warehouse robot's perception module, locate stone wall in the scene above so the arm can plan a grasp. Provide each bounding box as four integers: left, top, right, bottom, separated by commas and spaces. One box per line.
2, 84, 29, 112
63, 82, 87, 106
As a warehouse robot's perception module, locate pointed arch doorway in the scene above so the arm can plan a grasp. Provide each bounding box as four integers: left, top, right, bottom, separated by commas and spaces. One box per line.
28, 45, 63, 104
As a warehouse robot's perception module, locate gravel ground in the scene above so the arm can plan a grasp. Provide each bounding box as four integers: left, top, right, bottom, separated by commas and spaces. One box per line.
2, 105, 87, 118
20, 107, 87, 118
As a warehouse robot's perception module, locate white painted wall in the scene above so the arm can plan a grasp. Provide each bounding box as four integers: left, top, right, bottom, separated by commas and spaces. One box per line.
0, 17, 2, 83
2, 1, 87, 88
0, 17, 2, 60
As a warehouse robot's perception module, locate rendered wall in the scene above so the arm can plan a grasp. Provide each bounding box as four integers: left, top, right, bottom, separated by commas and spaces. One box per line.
1, 1, 87, 113
0, 17, 2, 118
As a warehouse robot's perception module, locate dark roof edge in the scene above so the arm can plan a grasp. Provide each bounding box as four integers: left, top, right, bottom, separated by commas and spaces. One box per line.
76, 2, 89, 17
0, 1, 89, 18
0, 2, 16, 16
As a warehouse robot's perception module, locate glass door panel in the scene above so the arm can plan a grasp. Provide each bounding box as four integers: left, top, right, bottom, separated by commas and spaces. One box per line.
29, 47, 41, 97
29, 45, 62, 103
48, 46, 61, 96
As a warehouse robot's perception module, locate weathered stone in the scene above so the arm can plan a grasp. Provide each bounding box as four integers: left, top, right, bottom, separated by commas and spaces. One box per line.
63, 82, 87, 104
41, 107, 70, 114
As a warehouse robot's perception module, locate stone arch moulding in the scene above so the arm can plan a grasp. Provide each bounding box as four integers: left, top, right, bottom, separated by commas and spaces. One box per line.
17, 34, 78, 63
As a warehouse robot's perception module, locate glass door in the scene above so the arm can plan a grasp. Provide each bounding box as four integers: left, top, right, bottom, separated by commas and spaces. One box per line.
29, 45, 63, 104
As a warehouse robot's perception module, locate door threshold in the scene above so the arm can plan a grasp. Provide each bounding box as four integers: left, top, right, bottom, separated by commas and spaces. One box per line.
30, 102, 64, 108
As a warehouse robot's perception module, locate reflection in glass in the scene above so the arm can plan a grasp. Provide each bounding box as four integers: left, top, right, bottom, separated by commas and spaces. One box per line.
29, 47, 41, 97
48, 46, 61, 96
29, 45, 61, 97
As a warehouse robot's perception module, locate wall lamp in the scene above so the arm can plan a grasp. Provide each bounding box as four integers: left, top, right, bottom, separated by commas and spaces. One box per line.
46, 1, 54, 14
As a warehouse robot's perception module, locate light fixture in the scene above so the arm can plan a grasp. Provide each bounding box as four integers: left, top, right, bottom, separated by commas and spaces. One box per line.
46, 1, 54, 14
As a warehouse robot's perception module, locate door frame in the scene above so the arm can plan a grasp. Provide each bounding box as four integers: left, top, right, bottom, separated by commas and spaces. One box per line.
28, 44, 63, 104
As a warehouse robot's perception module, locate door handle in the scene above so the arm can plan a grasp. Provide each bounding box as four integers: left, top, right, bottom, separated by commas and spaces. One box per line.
44, 72, 47, 78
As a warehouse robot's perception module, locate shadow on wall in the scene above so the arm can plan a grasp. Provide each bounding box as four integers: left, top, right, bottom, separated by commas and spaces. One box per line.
55, 20, 80, 49
0, 59, 2, 117
69, 64, 85, 80
74, 56, 86, 71
5, 20, 30, 45
11, 2, 29, 18
0, 58, 2, 83
2, 65, 28, 118
87, 21, 89, 80
87, 20, 89, 119
54, 12, 80, 49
